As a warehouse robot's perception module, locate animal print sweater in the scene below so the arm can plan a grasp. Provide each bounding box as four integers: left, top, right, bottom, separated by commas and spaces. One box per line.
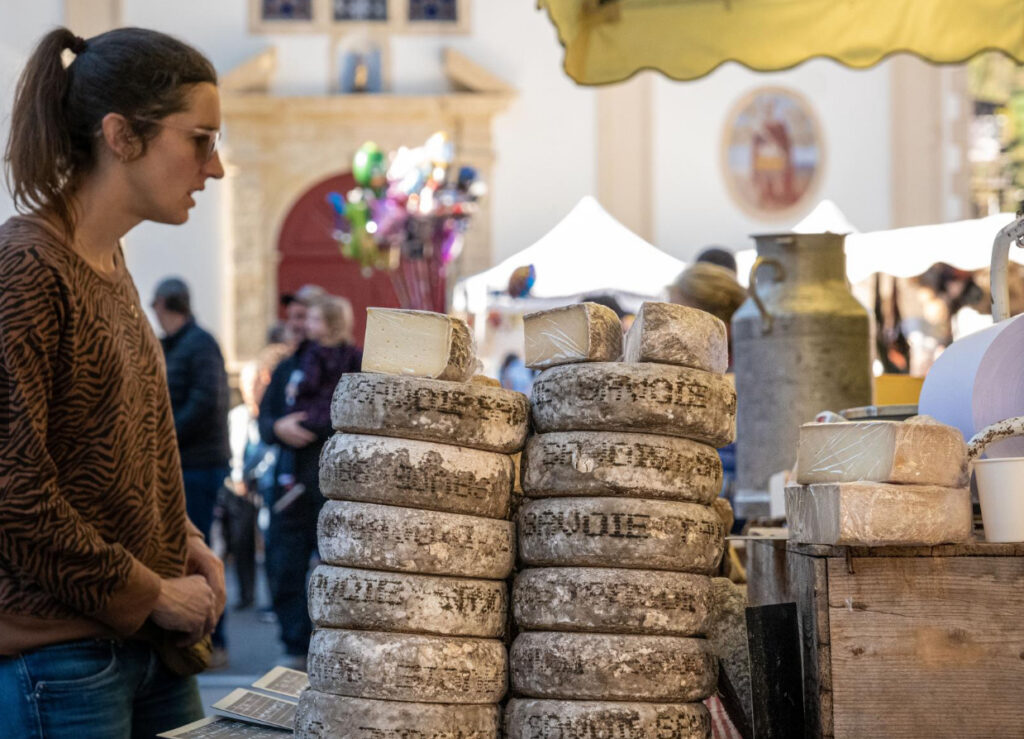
0, 216, 196, 655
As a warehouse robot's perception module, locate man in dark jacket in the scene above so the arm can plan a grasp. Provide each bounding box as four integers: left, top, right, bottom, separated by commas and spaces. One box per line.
153, 277, 232, 663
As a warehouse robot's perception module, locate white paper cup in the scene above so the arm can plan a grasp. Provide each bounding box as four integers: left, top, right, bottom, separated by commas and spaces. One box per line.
974, 457, 1024, 542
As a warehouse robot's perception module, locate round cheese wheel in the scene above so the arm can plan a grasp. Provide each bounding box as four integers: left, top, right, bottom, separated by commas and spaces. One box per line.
296, 690, 500, 738
518, 497, 725, 575
308, 629, 507, 704
530, 363, 735, 447
510, 632, 716, 703
512, 567, 712, 637
318, 500, 515, 580
504, 699, 711, 739
309, 565, 507, 638
320, 433, 514, 519
521, 431, 722, 505
331, 373, 529, 453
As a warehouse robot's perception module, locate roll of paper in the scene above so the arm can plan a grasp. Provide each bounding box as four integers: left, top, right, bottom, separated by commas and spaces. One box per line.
919, 313, 1024, 458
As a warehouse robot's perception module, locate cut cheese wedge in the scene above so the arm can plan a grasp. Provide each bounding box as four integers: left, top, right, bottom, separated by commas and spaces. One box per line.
785, 482, 972, 546
524, 302, 623, 370
362, 308, 477, 382
795, 419, 968, 487
624, 301, 728, 374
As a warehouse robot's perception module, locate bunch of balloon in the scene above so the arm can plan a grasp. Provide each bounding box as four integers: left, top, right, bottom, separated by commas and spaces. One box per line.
326, 133, 486, 312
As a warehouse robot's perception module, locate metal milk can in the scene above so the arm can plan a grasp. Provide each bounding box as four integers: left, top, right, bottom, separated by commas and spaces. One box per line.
731, 232, 872, 516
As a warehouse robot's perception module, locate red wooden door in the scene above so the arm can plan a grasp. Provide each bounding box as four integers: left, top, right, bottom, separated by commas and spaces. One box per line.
276, 172, 399, 347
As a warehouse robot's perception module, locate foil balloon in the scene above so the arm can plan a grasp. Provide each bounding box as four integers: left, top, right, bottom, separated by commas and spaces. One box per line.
352, 141, 386, 190
508, 265, 536, 298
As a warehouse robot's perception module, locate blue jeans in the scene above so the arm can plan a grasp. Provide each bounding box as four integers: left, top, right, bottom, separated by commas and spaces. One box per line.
0, 639, 203, 738
182, 466, 231, 649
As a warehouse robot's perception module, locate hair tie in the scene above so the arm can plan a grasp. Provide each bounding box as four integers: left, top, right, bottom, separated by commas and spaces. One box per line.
68, 35, 87, 55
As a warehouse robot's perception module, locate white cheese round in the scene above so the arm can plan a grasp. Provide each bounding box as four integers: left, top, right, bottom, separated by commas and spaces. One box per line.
318, 501, 515, 580
308, 629, 507, 704
308, 565, 507, 638
320, 433, 514, 519
504, 699, 711, 739
512, 567, 712, 637
518, 497, 725, 575
331, 373, 529, 453
521, 430, 722, 505
510, 632, 717, 702
296, 690, 500, 738
530, 363, 735, 447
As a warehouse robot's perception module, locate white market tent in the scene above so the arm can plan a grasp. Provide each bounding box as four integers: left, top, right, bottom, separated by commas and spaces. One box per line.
454, 196, 686, 314
736, 208, 1021, 286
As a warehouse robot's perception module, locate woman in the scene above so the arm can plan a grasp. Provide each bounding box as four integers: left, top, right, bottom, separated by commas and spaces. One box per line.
0, 27, 227, 736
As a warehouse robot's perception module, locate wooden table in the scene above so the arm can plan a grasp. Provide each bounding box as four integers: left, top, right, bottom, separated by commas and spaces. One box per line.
748, 535, 1024, 739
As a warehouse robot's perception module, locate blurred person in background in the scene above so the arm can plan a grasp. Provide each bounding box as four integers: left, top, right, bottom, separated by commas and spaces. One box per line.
222, 342, 291, 611
258, 289, 360, 667
695, 245, 738, 275
668, 261, 748, 530
153, 277, 232, 668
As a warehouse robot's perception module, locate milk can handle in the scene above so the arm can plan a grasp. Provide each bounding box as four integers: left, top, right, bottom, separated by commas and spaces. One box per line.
967, 416, 1024, 463
749, 256, 785, 334
991, 215, 1024, 322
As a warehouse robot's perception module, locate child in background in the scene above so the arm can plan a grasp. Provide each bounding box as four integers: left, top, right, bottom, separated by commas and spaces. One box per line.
294, 295, 363, 431
276, 295, 362, 504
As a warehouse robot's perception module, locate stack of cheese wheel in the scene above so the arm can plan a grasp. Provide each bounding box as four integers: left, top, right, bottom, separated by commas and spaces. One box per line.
294, 309, 529, 739
507, 302, 735, 738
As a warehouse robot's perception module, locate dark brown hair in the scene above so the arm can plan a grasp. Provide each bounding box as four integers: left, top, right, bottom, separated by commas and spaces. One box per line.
3, 27, 217, 238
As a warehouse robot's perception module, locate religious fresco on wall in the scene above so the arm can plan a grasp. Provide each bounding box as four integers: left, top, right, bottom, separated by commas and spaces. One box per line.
721, 87, 824, 220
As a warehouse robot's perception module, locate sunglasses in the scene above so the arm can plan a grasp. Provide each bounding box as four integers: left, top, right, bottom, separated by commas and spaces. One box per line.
134, 117, 222, 163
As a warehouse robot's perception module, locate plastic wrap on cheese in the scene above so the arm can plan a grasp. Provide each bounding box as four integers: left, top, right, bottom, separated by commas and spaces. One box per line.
362, 308, 478, 382
524, 302, 622, 370
795, 419, 967, 487
785, 482, 972, 546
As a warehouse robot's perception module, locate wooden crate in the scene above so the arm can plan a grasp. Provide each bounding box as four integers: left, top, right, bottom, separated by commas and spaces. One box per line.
748, 536, 1024, 739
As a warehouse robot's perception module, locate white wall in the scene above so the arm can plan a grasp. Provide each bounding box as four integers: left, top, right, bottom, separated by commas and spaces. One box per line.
653, 58, 892, 261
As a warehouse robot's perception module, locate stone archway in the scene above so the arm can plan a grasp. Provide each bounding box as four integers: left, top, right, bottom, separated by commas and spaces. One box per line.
276, 171, 400, 346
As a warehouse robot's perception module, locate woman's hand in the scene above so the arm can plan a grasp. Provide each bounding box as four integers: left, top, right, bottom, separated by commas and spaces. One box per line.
186, 534, 226, 624
150, 575, 216, 646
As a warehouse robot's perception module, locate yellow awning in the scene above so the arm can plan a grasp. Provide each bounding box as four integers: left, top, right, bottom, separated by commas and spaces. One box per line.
539, 0, 1024, 85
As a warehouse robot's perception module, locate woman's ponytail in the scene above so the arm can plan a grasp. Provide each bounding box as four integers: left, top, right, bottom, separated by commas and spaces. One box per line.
4, 27, 80, 238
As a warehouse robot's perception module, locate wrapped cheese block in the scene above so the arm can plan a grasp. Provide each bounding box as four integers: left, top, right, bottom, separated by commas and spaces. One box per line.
623, 302, 728, 374
795, 419, 968, 487
361, 308, 477, 382
785, 482, 972, 546
524, 302, 623, 370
